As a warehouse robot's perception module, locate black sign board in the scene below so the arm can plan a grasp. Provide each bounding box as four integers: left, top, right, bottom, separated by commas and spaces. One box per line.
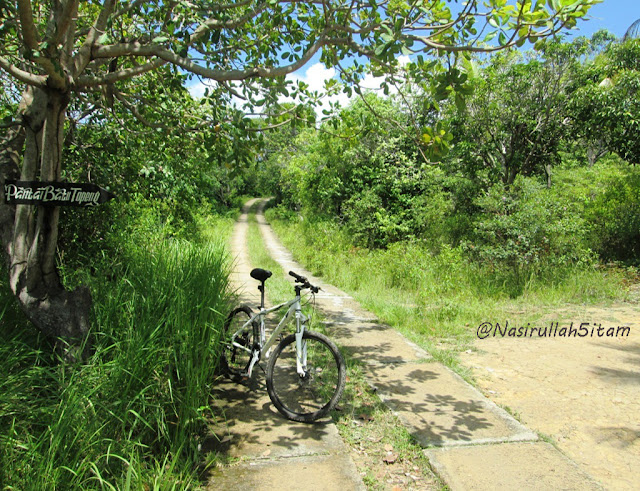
3, 180, 115, 207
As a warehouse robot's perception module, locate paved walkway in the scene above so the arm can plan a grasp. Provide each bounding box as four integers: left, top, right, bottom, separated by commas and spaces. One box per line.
207, 199, 365, 490
209, 198, 604, 490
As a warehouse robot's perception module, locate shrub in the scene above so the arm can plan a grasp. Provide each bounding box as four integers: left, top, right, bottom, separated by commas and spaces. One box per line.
466, 176, 594, 288
586, 167, 640, 263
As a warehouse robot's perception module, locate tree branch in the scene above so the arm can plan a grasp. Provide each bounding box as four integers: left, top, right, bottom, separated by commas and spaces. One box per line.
246, 118, 295, 132
16, 0, 40, 51
112, 89, 210, 132
73, 0, 116, 76
76, 58, 166, 88
0, 55, 47, 87
52, 0, 79, 47
113, 90, 174, 130
92, 34, 332, 81
110, 0, 148, 21
189, 4, 270, 45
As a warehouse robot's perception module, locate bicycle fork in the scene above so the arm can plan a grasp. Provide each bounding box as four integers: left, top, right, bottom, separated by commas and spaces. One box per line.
295, 310, 308, 377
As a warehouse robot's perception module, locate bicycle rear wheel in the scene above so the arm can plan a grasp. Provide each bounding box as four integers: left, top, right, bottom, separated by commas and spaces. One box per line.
220, 305, 255, 379
266, 331, 346, 423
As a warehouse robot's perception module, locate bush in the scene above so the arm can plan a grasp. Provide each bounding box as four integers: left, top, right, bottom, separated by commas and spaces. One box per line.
466, 176, 594, 288
586, 167, 640, 263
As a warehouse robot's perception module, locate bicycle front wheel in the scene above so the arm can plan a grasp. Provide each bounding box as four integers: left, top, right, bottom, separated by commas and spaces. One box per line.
266, 331, 346, 423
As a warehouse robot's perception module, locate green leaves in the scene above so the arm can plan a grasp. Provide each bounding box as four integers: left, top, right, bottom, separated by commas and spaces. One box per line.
421, 123, 454, 161
151, 35, 170, 44
568, 38, 640, 165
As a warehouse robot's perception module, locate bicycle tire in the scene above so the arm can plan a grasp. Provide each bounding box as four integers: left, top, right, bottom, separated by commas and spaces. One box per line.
266, 330, 346, 423
220, 305, 256, 379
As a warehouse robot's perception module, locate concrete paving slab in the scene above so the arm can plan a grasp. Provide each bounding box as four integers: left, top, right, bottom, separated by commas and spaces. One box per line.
364, 361, 538, 447
209, 377, 347, 460
327, 319, 431, 364
208, 453, 366, 490
424, 441, 603, 490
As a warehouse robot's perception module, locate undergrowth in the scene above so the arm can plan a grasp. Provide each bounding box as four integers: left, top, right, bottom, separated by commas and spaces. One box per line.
0, 216, 234, 489
264, 207, 625, 372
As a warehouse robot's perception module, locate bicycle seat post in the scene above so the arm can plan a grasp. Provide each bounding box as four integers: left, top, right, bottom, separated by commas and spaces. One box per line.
258, 281, 266, 310
250, 268, 272, 311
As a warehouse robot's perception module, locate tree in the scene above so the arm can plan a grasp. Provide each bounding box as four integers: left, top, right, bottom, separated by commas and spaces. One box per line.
569, 38, 640, 165
0, 0, 599, 352
449, 39, 582, 189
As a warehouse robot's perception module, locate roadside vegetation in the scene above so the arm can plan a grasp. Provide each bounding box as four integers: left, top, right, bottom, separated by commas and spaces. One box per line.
0, 103, 244, 486
0, 2, 637, 485
0, 212, 236, 488
260, 33, 640, 369
0, 248, 230, 488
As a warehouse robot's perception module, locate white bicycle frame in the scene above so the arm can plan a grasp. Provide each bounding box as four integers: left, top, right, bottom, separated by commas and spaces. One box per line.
229, 292, 309, 377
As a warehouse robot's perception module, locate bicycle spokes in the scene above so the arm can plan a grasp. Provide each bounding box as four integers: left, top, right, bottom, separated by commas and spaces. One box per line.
267, 331, 346, 422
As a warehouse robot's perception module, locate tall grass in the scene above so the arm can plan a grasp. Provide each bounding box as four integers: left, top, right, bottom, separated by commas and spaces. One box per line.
265, 210, 625, 371
0, 234, 231, 488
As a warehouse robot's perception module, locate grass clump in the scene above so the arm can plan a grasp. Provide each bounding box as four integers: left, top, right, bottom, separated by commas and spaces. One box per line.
0, 221, 232, 489
337, 363, 444, 490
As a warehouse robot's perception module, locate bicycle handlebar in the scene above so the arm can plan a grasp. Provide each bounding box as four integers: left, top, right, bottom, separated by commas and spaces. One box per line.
289, 271, 320, 293
289, 271, 306, 282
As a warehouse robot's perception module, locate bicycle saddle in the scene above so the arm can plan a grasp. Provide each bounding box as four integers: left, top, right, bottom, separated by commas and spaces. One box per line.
250, 268, 272, 282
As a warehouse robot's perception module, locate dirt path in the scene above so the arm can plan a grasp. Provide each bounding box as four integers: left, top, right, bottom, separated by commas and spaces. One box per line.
460, 303, 640, 490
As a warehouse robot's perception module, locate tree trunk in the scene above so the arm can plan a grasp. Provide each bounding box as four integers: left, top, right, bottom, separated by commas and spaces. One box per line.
1, 87, 91, 359
544, 164, 552, 189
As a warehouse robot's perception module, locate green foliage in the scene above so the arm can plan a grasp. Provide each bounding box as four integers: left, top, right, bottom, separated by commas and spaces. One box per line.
466, 176, 594, 290
261, 33, 640, 273
268, 95, 458, 248
449, 47, 572, 186
586, 166, 640, 263
569, 38, 640, 164
0, 234, 231, 488
266, 212, 623, 367
58, 100, 249, 275
342, 164, 453, 248
1, 0, 600, 140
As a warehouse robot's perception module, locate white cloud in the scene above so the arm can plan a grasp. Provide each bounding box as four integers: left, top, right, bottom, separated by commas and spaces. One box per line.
186, 78, 217, 99
185, 55, 412, 120
360, 55, 411, 93
286, 56, 412, 120
284, 63, 347, 119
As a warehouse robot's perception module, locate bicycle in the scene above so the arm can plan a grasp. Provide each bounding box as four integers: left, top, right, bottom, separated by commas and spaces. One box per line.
220, 268, 346, 423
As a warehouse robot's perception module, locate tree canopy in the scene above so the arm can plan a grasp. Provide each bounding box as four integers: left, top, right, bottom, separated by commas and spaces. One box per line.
0, 0, 600, 349
0, 0, 600, 121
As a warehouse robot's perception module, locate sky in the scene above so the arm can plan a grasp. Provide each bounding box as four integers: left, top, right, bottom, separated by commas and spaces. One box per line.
573, 0, 639, 40
187, 0, 639, 115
